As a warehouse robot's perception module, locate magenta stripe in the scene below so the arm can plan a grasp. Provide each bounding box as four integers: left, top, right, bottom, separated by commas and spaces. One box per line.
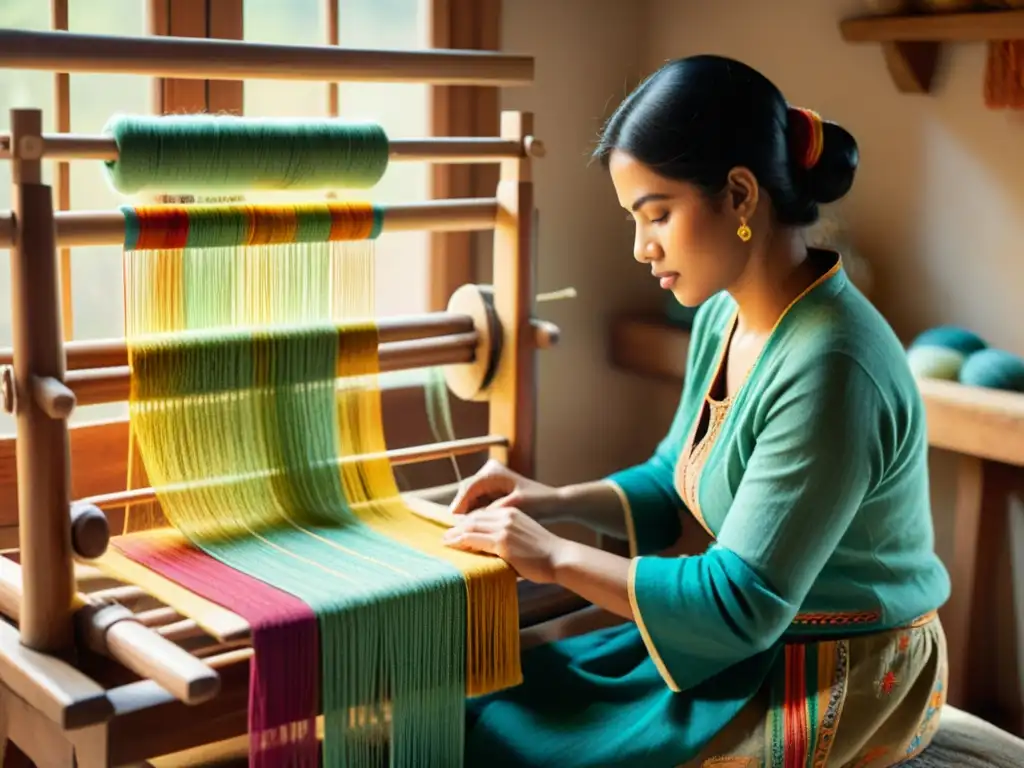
113, 535, 319, 767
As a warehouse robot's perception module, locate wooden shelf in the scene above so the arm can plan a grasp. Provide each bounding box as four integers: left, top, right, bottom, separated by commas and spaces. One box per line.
839, 10, 1024, 94
841, 10, 1024, 42
609, 315, 1024, 467
917, 377, 1024, 467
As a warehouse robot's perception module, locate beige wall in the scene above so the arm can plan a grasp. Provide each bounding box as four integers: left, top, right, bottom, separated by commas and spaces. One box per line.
500, 0, 681, 487
642, 0, 1024, 356
502, 0, 1024, 485
502, 0, 1024, 725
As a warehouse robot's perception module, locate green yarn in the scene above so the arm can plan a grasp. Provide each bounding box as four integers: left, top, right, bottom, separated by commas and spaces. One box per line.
104, 114, 390, 194
906, 325, 1024, 392
906, 346, 964, 382
125, 239, 471, 767
425, 367, 463, 483
959, 348, 1024, 392
909, 326, 987, 356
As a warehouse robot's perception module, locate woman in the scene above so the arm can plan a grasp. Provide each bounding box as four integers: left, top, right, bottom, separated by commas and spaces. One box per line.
443, 55, 951, 767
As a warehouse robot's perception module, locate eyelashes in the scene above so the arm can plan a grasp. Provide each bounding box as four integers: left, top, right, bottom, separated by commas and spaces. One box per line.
624, 212, 670, 225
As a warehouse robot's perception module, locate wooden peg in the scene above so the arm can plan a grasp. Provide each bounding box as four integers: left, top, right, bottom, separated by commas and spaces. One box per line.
32, 375, 76, 420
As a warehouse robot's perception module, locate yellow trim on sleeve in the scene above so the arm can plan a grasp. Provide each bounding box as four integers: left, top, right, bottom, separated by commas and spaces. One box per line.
628, 556, 681, 693
602, 478, 637, 558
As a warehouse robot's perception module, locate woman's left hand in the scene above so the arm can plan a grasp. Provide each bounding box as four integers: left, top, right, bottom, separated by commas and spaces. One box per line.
442, 507, 565, 584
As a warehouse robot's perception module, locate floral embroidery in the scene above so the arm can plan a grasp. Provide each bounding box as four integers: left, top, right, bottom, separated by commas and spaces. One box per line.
879, 670, 898, 695
905, 678, 946, 757
851, 746, 889, 767
898, 634, 910, 652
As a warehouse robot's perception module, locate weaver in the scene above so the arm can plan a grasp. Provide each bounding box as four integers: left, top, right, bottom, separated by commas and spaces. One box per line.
88, 116, 521, 768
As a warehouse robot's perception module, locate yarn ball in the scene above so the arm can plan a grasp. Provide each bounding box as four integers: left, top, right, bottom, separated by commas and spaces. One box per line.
906, 346, 965, 381
909, 326, 988, 357
959, 349, 1024, 392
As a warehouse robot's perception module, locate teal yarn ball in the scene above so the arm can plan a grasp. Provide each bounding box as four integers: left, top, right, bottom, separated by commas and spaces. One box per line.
103, 114, 390, 195
906, 346, 965, 381
958, 349, 1024, 392
909, 325, 987, 357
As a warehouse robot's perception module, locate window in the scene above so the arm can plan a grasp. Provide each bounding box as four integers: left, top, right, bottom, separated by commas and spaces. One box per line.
242, 0, 431, 319
0, 0, 440, 436
0, 0, 150, 433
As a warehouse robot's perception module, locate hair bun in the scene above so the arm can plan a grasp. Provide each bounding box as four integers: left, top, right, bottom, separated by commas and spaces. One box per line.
786, 107, 859, 205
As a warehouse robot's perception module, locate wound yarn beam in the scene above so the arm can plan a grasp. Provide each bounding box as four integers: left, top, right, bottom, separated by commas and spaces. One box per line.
103, 115, 391, 194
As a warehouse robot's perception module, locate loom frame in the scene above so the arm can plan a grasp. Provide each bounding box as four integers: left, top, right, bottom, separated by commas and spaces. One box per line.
0, 27, 570, 768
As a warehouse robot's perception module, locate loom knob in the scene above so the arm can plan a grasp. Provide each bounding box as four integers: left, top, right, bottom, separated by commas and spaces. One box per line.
70, 502, 110, 560
0, 366, 13, 414
523, 136, 546, 159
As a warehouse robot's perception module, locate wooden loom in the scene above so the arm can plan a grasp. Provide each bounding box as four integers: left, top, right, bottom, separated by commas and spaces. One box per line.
0, 28, 577, 767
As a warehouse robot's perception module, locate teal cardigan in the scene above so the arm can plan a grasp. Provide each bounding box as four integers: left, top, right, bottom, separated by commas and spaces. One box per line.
607, 254, 951, 694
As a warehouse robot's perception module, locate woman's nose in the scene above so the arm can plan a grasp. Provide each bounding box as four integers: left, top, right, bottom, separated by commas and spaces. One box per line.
634, 234, 661, 264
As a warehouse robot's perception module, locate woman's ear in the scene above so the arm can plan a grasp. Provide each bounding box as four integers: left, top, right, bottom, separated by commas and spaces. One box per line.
725, 167, 759, 221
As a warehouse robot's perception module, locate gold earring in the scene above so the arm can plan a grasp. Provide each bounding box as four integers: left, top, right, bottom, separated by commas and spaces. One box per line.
737, 220, 752, 242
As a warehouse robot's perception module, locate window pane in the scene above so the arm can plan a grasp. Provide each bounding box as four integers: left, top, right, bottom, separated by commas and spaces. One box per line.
243, 0, 430, 318
0, 0, 149, 434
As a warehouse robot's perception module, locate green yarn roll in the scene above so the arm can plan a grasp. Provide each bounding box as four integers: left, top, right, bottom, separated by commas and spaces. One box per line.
959, 348, 1024, 392
104, 114, 390, 194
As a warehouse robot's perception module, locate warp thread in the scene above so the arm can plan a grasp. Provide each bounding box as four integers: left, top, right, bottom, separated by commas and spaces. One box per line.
104, 209, 519, 768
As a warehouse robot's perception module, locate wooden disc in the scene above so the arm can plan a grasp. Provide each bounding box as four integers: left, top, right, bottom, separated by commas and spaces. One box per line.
443, 284, 502, 402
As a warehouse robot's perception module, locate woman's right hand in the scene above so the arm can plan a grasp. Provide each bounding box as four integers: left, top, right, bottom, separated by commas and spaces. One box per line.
448, 459, 560, 522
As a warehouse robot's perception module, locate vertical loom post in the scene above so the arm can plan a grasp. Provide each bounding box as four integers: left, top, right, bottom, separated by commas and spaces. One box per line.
489, 110, 536, 477
9, 108, 76, 653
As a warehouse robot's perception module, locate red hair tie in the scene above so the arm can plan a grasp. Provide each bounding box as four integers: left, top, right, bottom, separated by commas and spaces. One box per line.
788, 107, 824, 170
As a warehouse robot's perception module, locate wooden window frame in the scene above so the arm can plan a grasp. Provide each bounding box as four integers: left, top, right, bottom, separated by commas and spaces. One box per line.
0, 0, 503, 538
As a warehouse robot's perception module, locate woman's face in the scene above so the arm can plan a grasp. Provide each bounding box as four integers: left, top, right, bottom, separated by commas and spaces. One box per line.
608, 150, 750, 307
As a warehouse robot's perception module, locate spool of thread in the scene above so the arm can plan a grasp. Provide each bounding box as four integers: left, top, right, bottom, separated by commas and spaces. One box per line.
959, 348, 1024, 392
104, 114, 391, 195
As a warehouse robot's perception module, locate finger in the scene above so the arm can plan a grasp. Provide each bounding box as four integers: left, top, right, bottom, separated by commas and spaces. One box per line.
442, 529, 500, 556
453, 508, 513, 529
449, 476, 511, 516
487, 490, 522, 510
448, 481, 489, 516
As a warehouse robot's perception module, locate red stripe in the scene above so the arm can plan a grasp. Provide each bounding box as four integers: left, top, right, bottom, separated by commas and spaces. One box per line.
113, 534, 319, 768
783, 645, 809, 768
133, 207, 191, 251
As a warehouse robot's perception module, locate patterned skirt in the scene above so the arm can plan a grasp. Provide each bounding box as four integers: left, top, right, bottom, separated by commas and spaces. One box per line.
684, 614, 947, 767
465, 614, 948, 768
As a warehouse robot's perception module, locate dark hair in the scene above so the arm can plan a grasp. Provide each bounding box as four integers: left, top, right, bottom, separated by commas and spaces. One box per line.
593, 55, 858, 226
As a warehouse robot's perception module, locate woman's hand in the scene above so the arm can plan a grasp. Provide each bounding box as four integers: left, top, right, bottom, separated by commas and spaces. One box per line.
448, 459, 560, 522
442, 506, 566, 584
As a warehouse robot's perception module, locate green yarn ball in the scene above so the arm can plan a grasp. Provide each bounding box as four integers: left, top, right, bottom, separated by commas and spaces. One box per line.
909, 325, 987, 357
103, 114, 391, 195
906, 346, 965, 381
959, 349, 1024, 392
